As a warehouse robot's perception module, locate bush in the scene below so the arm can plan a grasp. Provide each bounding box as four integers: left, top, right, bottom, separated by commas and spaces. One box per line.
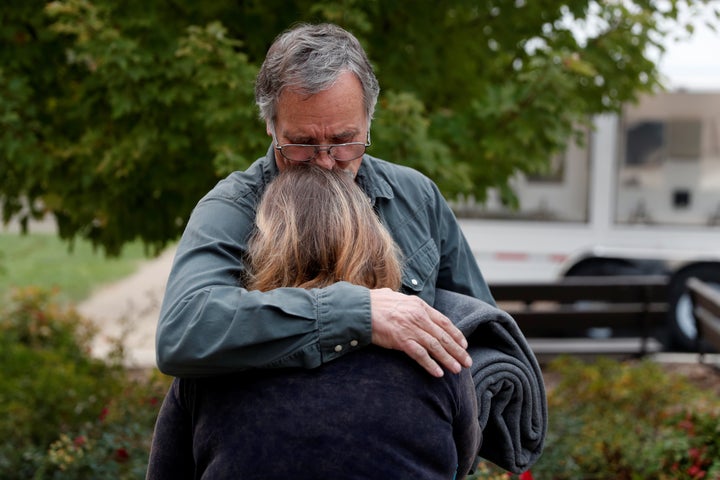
0, 288, 169, 479
26, 370, 168, 480
3, 288, 719, 479
540, 357, 688, 477
471, 357, 719, 479
527, 357, 718, 479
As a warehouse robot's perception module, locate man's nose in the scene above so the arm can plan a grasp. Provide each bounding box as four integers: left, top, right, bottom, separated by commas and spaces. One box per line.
312, 147, 336, 169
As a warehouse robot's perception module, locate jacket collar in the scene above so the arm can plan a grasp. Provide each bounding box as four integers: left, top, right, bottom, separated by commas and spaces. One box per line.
355, 155, 394, 206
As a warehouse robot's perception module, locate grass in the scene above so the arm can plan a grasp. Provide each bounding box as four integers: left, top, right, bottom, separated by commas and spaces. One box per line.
0, 233, 153, 303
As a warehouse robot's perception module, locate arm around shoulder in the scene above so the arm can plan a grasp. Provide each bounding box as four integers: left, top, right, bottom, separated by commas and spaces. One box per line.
155, 195, 373, 376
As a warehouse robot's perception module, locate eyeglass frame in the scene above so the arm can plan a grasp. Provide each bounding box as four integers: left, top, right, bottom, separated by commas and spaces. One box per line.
272, 131, 372, 163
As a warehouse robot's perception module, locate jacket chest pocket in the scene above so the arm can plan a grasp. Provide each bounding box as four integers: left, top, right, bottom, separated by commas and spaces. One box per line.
401, 239, 439, 301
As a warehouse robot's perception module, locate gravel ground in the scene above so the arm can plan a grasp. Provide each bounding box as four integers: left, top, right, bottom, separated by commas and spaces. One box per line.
659, 361, 720, 396
77, 247, 176, 369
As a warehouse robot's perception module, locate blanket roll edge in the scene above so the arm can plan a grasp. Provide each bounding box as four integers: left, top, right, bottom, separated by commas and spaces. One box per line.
433, 288, 548, 473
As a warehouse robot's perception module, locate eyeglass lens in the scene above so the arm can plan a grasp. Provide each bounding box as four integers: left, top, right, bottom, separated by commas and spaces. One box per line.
281, 144, 367, 162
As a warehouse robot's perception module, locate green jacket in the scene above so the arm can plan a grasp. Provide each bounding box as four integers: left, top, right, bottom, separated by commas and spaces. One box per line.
156, 147, 494, 377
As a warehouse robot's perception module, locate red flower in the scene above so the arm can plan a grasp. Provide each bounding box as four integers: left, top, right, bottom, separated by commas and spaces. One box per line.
519, 471, 535, 480
688, 446, 707, 462
73, 435, 86, 447
115, 448, 130, 463
678, 413, 695, 435
687, 464, 706, 479
98, 407, 109, 422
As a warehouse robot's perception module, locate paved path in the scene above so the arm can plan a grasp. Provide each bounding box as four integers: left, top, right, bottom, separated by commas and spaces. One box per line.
78, 247, 176, 369
4, 216, 173, 368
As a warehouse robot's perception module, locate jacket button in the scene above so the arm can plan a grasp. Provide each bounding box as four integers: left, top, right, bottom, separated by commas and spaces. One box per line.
334, 345, 343, 352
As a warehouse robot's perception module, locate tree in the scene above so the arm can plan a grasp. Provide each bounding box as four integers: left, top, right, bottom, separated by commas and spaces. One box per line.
1, 0, 717, 255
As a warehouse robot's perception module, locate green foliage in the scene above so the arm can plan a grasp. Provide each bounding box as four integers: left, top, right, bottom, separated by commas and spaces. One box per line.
1, 0, 719, 254
0, 287, 170, 479
527, 357, 719, 480
1, 0, 262, 256
26, 371, 168, 480
471, 357, 720, 479
642, 410, 720, 480
1, 290, 719, 478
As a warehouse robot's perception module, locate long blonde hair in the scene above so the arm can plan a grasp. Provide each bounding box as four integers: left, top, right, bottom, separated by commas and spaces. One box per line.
246, 166, 402, 291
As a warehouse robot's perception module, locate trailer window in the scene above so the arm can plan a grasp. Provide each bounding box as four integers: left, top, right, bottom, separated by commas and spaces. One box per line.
624, 119, 702, 165
617, 112, 715, 226
625, 121, 663, 166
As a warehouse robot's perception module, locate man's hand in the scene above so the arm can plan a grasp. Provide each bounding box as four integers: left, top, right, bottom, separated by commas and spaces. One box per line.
369, 288, 472, 378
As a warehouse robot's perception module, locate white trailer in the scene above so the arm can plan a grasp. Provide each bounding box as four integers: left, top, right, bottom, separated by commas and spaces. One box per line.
457, 91, 720, 350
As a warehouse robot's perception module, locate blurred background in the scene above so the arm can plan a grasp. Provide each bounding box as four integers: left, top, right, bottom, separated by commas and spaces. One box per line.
1, 1, 720, 478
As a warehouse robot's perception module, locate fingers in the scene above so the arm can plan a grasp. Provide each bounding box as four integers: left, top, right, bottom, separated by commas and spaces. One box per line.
402, 338, 446, 378
426, 303, 468, 350
421, 302, 472, 365
369, 289, 473, 378
417, 312, 473, 375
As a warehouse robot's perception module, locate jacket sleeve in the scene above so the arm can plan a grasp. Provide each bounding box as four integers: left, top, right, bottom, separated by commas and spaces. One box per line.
432, 182, 496, 306
155, 194, 372, 377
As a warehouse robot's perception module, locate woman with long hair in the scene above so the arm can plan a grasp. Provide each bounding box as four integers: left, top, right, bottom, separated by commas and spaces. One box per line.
147, 166, 481, 479
246, 165, 402, 292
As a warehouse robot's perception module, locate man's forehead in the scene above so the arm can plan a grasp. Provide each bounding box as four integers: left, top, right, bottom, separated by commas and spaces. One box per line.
279, 126, 360, 139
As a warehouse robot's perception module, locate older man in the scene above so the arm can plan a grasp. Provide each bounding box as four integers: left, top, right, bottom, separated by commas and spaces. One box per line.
155, 23, 495, 378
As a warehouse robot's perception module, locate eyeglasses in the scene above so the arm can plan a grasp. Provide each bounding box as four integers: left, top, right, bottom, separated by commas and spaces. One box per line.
273, 132, 371, 163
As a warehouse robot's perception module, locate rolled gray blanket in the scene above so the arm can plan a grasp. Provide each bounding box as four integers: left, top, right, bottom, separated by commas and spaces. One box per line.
434, 289, 547, 473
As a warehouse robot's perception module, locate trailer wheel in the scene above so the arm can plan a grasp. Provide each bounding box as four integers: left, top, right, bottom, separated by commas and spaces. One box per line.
564, 257, 641, 276
667, 263, 720, 351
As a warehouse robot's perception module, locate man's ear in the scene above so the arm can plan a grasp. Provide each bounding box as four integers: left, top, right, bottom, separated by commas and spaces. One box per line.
266, 122, 273, 137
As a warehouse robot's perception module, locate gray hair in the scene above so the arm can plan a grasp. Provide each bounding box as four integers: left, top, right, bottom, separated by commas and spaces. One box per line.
255, 23, 380, 129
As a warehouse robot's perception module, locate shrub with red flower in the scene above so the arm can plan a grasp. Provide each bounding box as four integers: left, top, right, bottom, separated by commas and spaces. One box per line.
115, 447, 130, 463
514, 357, 720, 480
0, 287, 172, 479
658, 410, 719, 480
